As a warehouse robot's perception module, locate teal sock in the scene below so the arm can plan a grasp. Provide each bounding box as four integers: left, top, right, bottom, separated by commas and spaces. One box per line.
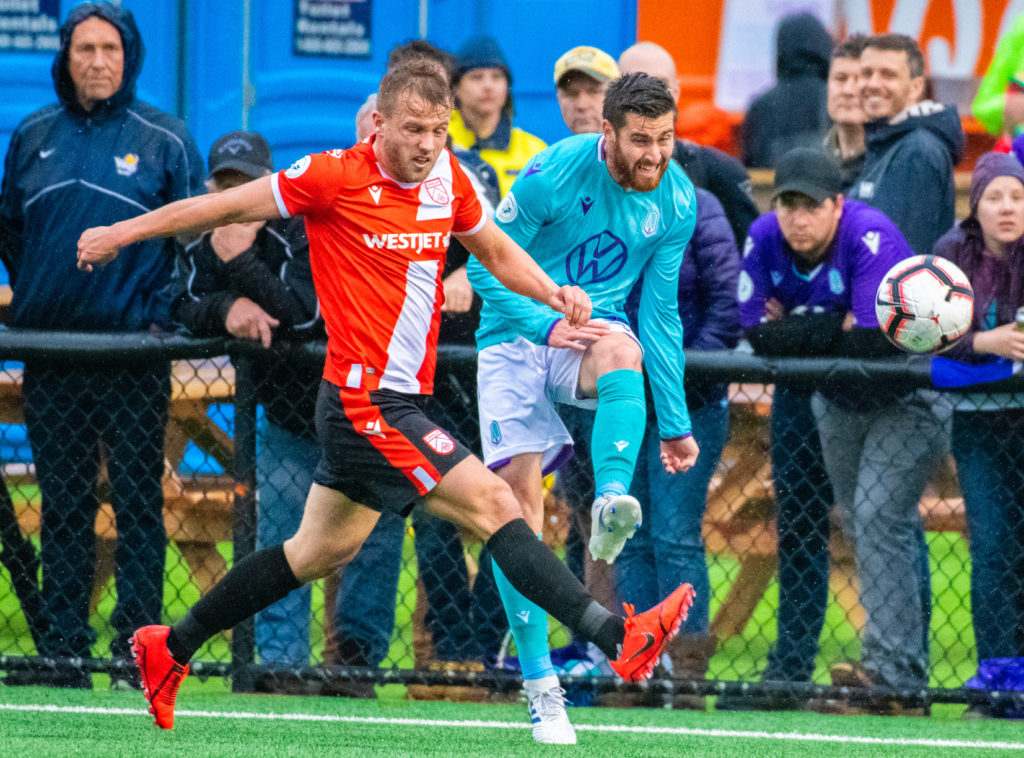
592, 368, 646, 497
493, 534, 554, 681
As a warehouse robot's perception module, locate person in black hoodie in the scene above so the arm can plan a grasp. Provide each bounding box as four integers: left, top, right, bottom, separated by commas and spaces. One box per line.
0, 3, 204, 688
740, 12, 834, 169
848, 33, 965, 255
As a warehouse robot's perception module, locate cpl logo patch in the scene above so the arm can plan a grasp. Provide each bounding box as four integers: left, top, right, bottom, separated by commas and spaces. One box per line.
285, 155, 311, 178
496, 192, 518, 224
565, 230, 628, 286
489, 420, 502, 445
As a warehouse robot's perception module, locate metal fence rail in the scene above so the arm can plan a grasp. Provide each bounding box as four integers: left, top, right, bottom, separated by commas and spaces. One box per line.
0, 329, 1021, 713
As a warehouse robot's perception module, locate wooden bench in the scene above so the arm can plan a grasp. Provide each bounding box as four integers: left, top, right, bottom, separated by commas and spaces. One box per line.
704, 383, 965, 640
1, 357, 237, 605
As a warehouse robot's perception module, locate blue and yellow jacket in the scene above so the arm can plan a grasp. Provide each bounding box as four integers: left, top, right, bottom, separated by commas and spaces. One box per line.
448, 110, 545, 198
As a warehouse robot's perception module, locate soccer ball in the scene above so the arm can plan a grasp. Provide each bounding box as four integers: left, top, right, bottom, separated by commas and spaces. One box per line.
875, 255, 974, 354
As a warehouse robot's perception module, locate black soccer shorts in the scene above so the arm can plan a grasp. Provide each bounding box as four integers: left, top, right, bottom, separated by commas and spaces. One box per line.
313, 379, 472, 515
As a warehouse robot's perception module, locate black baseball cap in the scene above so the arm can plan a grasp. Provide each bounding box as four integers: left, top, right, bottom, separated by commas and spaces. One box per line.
772, 147, 842, 203
207, 131, 273, 180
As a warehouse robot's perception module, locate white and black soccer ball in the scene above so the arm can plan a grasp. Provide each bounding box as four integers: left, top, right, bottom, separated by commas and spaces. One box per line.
875, 254, 974, 354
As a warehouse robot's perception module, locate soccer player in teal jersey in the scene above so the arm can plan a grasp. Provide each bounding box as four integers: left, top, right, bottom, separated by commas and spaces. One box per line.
467, 72, 699, 744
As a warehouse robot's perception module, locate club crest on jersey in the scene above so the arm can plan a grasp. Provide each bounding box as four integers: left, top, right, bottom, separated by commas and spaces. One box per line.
423, 177, 450, 205
286, 155, 311, 178
566, 230, 628, 285
737, 270, 753, 302
829, 269, 845, 295
641, 207, 660, 238
114, 153, 139, 177
423, 429, 455, 455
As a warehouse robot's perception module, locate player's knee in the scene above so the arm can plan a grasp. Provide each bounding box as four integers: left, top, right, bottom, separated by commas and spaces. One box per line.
284, 532, 354, 582
469, 477, 525, 537
592, 336, 642, 373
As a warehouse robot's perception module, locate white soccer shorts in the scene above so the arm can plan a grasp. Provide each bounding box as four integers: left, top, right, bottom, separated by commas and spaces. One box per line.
476, 321, 639, 474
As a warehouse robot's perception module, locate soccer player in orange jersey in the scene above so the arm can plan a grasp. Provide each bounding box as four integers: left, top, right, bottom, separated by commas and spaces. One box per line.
77, 60, 694, 731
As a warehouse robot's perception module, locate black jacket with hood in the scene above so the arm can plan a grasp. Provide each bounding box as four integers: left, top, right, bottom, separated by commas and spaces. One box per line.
740, 12, 833, 169
849, 101, 965, 256
0, 2, 204, 331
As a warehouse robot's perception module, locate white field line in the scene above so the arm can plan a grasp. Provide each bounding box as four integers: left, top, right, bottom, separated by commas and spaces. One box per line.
1, 702, 1022, 751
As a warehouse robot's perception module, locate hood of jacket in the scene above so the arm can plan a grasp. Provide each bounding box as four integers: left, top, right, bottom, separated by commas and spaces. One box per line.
52, 2, 144, 120
865, 100, 965, 165
775, 12, 831, 80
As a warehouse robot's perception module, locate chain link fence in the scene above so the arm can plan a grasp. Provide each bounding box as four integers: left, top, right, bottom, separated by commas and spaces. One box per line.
0, 330, 1021, 713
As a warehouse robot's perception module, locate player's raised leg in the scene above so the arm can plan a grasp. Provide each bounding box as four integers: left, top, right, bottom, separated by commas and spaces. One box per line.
579, 332, 646, 563
134, 483, 380, 728
424, 455, 696, 686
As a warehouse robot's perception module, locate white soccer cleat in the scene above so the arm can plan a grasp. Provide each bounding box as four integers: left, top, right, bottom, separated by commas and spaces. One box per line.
525, 675, 576, 745
588, 492, 642, 564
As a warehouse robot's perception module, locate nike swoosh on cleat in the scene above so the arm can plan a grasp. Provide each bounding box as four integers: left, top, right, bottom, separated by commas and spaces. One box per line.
625, 632, 656, 662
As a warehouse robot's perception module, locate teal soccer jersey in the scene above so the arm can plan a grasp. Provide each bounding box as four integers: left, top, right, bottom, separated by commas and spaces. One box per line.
467, 133, 697, 438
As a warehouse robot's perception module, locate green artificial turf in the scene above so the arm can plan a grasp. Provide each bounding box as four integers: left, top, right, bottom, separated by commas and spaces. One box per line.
1, 680, 1022, 758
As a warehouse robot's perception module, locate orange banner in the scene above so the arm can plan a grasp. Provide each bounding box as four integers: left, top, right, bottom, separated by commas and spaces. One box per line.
638, 0, 1023, 108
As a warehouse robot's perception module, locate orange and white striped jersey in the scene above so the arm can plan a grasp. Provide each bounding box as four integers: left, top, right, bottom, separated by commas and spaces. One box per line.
271, 137, 485, 395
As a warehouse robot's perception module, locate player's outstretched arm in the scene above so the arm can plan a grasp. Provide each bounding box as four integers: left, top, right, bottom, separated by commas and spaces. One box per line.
77, 176, 281, 272
456, 217, 591, 326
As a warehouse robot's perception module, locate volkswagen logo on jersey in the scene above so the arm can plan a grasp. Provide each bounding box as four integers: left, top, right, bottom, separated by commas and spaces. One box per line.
565, 230, 628, 285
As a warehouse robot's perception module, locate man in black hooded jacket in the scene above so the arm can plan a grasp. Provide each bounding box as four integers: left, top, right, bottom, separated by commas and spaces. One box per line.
741, 12, 834, 169
0, 2, 204, 688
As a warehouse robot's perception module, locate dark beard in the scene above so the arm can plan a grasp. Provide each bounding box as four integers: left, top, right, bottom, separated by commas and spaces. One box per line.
609, 145, 668, 192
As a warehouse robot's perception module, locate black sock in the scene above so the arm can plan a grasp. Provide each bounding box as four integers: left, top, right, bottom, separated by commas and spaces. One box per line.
167, 545, 302, 663
486, 518, 625, 658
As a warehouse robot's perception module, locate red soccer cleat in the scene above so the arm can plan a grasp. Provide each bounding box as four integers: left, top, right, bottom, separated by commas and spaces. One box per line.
609, 583, 696, 682
131, 625, 189, 730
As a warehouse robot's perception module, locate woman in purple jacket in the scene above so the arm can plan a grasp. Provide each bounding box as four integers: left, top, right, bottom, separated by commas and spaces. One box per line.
933, 152, 1024, 716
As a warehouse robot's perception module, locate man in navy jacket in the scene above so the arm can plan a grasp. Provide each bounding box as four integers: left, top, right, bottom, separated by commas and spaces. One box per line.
847, 34, 965, 255
0, 2, 203, 688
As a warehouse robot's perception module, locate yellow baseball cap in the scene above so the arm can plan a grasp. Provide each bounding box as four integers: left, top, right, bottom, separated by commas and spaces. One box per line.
553, 46, 620, 87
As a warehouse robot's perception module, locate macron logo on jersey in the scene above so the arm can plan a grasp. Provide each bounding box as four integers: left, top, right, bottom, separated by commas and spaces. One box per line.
861, 231, 880, 254
362, 231, 451, 254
